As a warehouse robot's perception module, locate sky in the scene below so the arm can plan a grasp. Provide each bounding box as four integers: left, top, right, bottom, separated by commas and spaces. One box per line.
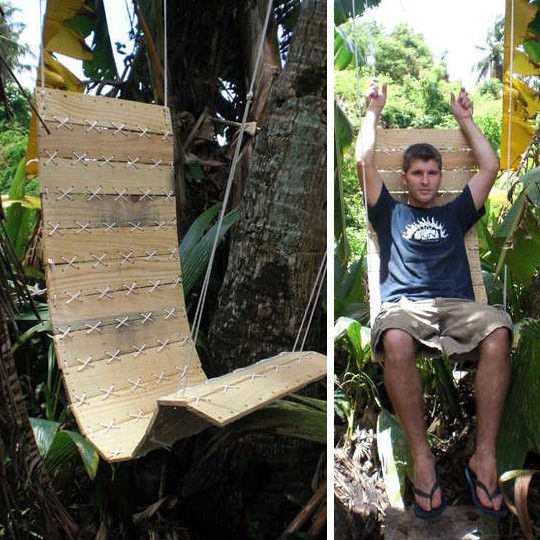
12, 0, 505, 90
360, 0, 505, 88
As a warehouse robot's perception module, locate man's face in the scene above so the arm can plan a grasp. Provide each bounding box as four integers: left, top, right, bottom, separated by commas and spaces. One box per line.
401, 158, 442, 208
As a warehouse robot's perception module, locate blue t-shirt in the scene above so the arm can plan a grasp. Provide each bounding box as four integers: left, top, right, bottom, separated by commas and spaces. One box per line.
368, 184, 485, 303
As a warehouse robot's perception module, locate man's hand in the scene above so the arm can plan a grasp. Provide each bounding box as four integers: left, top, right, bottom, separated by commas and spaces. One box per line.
450, 87, 473, 120
364, 79, 387, 116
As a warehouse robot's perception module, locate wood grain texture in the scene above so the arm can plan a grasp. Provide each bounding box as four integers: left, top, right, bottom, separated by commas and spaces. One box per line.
38, 89, 326, 463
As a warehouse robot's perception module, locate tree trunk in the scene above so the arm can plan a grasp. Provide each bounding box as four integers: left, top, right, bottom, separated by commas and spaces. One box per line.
208, 0, 327, 376
178, 3, 327, 538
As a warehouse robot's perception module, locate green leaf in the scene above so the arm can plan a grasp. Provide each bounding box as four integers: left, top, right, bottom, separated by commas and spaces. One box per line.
179, 203, 221, 260
334, 27, 353, 70
29, 417, 61, 456
64, 430, 99, 479
181, 207, 239, 296
11, 319, 53, 353
335, 101, 355, 153
376, 408, 413, 508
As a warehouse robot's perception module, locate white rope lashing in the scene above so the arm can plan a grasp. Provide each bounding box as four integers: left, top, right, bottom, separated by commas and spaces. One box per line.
292, 251, 328, 354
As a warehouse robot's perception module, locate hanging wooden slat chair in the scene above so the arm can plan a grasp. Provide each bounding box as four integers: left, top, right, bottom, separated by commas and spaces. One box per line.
366, 128, 487, 324
37, 88, 326, 463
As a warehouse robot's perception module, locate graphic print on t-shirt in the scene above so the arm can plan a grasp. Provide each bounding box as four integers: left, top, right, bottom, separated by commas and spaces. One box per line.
402, 217, 448, 242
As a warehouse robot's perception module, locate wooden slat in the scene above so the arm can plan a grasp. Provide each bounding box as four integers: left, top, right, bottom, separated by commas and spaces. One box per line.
42, 228, 178, 263
45, 257, 180, 296
159, 351, 327, 425
54, 316, 193, 366
380, 170, 474, 192
39, 123, 173, 165
54, 320, 192, 366
374, 128, 476, 170
41, 195, 175, 228
40, 159, 173, 194
62, 341, 205, 400
36, 88, 171, 133
49, 285, 185, 326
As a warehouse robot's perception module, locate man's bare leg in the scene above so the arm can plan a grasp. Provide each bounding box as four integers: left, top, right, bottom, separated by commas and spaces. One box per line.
382, 329, 442, 512
468, 327, 511, 511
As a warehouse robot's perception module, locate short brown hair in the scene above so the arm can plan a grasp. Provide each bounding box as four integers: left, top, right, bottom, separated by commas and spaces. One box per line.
403, 143, 442, 173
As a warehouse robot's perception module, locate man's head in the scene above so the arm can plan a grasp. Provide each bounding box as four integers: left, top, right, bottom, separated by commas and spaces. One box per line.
402, 143, 442, 173
401, 143, 443, 208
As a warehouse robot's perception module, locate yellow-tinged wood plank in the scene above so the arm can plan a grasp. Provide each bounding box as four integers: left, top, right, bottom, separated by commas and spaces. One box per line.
42, 228, 179, 263
36, 88, 171, 133
158, 352, 326, 425
374, 129, 476, 170
62, 340, 206, 401
39, 123, 173, 165
40, 159, 173, 194
45, 256, 181, 296
41, 195, 176, 228
54, 316, 193, 367
49, 284, 186, 326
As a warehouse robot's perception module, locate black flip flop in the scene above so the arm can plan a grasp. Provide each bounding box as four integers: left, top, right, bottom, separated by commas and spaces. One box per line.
412, 468, 446, 520
464, 465, 508, 518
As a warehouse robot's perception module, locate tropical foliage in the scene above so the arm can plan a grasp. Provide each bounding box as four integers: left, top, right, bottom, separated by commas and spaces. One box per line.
335, 1, 540, 537
1, 1, 326, 538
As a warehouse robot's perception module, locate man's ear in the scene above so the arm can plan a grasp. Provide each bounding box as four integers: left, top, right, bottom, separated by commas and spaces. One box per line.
400, 171, 408, 187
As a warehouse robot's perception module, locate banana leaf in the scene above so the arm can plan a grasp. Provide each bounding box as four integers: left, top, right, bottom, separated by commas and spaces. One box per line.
376, 408, 413, 509
30, 417, 99, 480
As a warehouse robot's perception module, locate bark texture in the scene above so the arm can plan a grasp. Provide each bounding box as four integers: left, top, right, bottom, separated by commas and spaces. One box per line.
208, 0, 327, 376
0, 317, 77, 539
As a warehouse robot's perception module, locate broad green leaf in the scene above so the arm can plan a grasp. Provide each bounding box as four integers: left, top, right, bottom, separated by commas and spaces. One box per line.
181, 208, 239, 296
81, 0, 119, 80
334, 316, 361, 347
376, 408, 413, 509
179, 203, 221, 259
334, 0, 381, 26
334, 27, 353, 70
12, 319, 53, 353
29, 417, 61, 456
64, 430, 99, 479
335, 101, 355, 152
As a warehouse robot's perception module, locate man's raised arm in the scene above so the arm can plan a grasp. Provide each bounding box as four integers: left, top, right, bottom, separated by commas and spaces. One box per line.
356, 80, 387, 208
450, 87, 499, 211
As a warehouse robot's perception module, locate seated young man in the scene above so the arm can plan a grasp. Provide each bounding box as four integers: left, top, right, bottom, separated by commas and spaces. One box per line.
356, 80, 512, 519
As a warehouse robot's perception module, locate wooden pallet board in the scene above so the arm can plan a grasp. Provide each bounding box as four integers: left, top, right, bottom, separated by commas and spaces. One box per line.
38, 89, 327, 463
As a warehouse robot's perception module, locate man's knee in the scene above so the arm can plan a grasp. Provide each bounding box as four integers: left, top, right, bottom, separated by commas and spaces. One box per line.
481, 326, 511, 351
382, 328, 417, 361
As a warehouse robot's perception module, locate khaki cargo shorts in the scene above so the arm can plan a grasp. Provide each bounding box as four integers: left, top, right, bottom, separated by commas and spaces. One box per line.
371, 297, 513, 361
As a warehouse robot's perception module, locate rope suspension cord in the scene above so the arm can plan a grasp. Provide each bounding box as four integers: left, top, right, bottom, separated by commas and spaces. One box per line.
292, 250, 328, 354
178, 0, 275, 394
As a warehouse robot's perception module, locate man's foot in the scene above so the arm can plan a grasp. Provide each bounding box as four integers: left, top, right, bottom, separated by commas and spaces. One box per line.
465, 461, 507, 518
412, 458, 445, 519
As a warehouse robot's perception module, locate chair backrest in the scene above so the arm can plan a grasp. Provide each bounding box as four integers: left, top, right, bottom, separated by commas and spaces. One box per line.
37, 88, 208, 458
367, 128, 487, 324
